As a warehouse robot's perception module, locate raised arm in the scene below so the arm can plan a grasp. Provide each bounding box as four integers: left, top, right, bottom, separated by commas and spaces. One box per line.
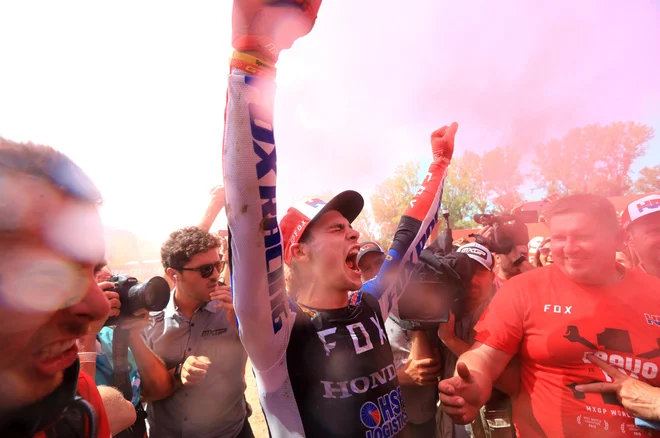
362, 124, 458, 318
197, 186, 225, 233
222, 0, 321, 371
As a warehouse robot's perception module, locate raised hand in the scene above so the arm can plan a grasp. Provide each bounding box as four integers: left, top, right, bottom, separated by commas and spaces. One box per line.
88, 285, 121, 335
210, 185, 226, 207
438, 362, 483, 424
232, 0, 323, 62
430, 122, 459, 164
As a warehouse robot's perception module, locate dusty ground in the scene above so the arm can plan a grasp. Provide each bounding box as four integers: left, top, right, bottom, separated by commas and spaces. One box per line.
245, 360, 269, 438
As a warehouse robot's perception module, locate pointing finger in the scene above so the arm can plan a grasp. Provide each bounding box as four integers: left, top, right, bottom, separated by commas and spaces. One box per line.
575, 382, 619, 393
585, 354, 626, 380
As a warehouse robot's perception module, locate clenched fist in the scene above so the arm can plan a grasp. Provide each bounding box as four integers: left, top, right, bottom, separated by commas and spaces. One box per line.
431, 122, 458, 164
181, 356, 211, 386
232, 0, 323, 62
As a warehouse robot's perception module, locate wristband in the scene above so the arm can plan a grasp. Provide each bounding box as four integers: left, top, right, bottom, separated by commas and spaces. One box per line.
174, 362, 184, 382
230, 51, 277, 78
232, 51, 275, 69
78, 352, 97, 363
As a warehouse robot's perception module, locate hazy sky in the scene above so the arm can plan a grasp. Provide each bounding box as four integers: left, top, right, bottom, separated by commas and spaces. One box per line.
1, 1, 659, 242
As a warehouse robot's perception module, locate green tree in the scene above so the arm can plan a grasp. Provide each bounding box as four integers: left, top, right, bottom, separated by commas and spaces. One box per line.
633, 164, 660, 193
371, 161, 421, 244
441, 152, 488, 229
533, 122, 655, 197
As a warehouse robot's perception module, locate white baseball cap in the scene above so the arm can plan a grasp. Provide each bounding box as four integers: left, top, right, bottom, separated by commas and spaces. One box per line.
528, 236, 544, 254
457, 242, 494, 271
621, 194, 660, 229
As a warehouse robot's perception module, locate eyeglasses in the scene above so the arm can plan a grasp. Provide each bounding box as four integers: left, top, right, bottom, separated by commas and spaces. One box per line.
539, 248, 551, 256
175, 261, 225, 278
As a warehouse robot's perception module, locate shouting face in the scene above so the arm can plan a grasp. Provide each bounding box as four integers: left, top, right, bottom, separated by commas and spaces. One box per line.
298, 210, 362, 293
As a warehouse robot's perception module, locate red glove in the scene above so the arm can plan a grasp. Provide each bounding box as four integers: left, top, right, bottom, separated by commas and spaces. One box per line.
430, 122, 458, 164
232, 0, 323, 62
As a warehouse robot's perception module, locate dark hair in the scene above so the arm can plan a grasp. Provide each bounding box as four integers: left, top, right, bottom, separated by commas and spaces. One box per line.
545, 194, 619, 233
161, 226, 221, 270
0, 137, 102, 204
533, 237, 551, 268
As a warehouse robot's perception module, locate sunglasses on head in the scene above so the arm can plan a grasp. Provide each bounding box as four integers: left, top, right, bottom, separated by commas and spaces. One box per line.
176, 261, 225, 278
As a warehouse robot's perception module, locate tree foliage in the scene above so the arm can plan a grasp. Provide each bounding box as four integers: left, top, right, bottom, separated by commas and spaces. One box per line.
364, 121, 655, 237
370, 161, 421, 244
533, 122, 654, 197
633, 164, 660, 193
441, 152, 488, 229
441, 146, 524, 228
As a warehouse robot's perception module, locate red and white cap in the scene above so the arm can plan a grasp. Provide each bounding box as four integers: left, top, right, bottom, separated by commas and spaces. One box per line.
280, 190, 364, 265
621, 194, 660, 229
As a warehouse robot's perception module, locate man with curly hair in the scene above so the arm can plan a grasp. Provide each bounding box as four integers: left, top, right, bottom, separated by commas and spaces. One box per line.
142, 226, 252, 438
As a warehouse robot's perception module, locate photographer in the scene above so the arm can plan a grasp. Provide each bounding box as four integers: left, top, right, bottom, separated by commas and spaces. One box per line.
78, 267, 174, 437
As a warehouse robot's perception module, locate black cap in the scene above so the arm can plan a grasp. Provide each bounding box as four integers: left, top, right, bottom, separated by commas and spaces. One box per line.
357, 241, 385, 265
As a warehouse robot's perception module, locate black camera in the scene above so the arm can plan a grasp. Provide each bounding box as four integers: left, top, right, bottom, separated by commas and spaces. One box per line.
104, 275, 171, 326
471, 213, 529, 254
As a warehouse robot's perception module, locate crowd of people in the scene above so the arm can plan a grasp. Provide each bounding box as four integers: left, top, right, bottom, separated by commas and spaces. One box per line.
2, 1, 660, 437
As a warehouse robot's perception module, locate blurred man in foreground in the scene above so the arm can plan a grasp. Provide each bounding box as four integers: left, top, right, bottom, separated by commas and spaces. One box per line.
0, 138, 112, 436
439, 194, 660, 437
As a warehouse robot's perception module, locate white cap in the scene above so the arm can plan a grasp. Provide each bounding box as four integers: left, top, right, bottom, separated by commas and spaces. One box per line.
528, 236, 544, 254
457, 242, 494, 271
621, 194, 660, 229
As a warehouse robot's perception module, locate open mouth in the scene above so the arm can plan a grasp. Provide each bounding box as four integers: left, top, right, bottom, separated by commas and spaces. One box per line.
345, 248, 361, 274
34, 339, 78, 376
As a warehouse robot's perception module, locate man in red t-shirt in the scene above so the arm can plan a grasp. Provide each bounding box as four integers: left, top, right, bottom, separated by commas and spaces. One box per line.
438, 194, 660, 437
0, 139, 112, 436
621, 193, 660, 278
